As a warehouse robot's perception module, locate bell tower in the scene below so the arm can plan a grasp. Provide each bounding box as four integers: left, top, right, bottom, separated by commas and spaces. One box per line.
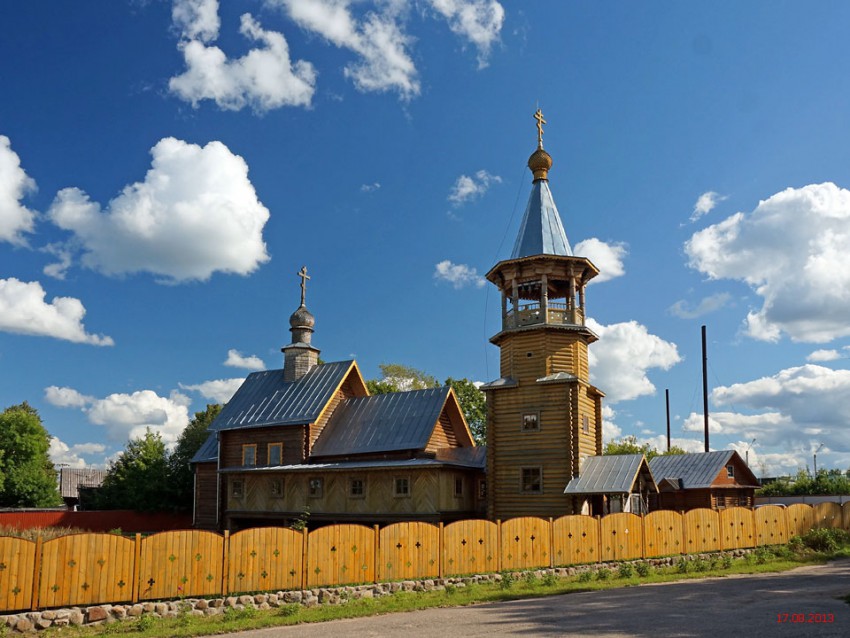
482, 111, 604, 519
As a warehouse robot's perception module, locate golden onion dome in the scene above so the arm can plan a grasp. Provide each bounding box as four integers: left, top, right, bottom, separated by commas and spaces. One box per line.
528, 147, 553, 181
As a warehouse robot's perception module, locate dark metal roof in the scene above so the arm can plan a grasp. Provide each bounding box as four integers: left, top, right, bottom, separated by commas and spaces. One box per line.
649, 451, 749, 489
310, 387, 451, 458
479, 377, 518, 391
435, 445, 486, 468
564, 454, 654, 495
191, 360, 354, 463
511, 180, 572, 259
218, 454, 485, 473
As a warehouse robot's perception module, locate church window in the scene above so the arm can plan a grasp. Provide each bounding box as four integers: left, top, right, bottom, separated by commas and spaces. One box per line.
478, 480, 487, 499
268, 443, 283, 466
522, 412, 540, 431
270, 479, 283, 497
726, 464, 735, 478
521, 467, 543, 493
308, 477, 323, 498
242, 445, 257, 466
454, 477, 464, 497
394, 477, 410, 497
349, 478, 365, 498
715, 493, 726, 508
231, 479, 244, 498
582, 415, 590, 434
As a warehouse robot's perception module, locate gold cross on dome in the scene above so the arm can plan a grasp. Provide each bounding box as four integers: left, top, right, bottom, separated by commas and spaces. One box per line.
534, 108, 546, 149
297, 266, 310, 306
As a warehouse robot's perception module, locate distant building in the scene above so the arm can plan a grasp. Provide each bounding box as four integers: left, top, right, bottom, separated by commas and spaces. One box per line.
58, 467, 106, 510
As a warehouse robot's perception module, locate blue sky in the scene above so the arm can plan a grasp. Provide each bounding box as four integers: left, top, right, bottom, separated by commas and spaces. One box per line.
2, 1, 850, 476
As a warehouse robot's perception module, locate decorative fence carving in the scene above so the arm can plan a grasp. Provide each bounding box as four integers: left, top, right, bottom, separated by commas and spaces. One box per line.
1, 503, 847, 614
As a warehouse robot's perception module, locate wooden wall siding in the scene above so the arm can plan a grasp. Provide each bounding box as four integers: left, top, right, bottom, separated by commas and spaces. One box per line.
719, 508, 755, 550
442, 519, 498, 576
844, 503, 850, 531
0, 536, 35, 612
194, 463, 218, 529
643, 510, 684, 558
425, 411, 458, 453
311, 374, 364, 449
813, 502, 842, 529
683, 509, 720, 553
500, 517, 551, 570
379, 522, 440, 581
38, 534, 135, 609
552, 515, 598, 566
228, 528, 303, 594
600, 513, 643, 562
138, 531, 223, 601
754, 505, 789, 546
785, 504, 814, 537
306, 525, 375, 588
221, 426, 305, 468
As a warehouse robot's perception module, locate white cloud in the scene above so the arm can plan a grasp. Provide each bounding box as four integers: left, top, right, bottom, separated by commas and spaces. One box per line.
601, 405, 622, 443
448, 170, 501, 205
0, 278, 113, 346
273, 0, 419, 99
41, 243, 74, 280
685, 182, 850, 343
573, 238, 627, 284
360, 182, 381, 192
426, 0, 504, 68
433, 260, 485, 289
806, 349, 842, 362
690, 190, 726, 222
45, 385, 94, 408
668, 292, 732, 319
179, 378, 244, 403
0, 135, 37, 245
47, 137, 270, 283
49, 437, 107, 469
172, 0, 220, 43
224, 349, 265, 370
170, 11, 316, 111
586, 318, 681, 403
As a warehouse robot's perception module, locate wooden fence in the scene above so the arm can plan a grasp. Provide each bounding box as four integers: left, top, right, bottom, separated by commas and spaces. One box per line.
2, 503, 849, 614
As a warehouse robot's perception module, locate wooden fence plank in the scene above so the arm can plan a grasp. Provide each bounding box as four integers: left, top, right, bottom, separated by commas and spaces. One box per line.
500, 517, 550, 570
138, 531, 223, 601
378, 522, 440, 581
682, 509, 720, 554
754, 505, 789, 546
785, 504, 814, 538
599, 513, 642, 562
228, 528, 303, 594
551, 515, 599, 566
306, 524, 375, 588
0, 536, 36, 613
643, 510, 684, 558
720, 507, 756, 550
812, 502, 842, 529
442, 519, 498, 576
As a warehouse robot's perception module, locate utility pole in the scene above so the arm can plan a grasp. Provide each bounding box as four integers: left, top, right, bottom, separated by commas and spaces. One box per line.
702, 325, 709, 453
813, 443, 824, 476
665, 389, 671, 452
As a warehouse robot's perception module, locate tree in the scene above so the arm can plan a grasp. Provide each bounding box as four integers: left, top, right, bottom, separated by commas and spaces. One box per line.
95, 429, 171, 512
169, 404, 222, 511
445, 377, 486, 444
602, 436, 686, 460
0, 402, 62, 507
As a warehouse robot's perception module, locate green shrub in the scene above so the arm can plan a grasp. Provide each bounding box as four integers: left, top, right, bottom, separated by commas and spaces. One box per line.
721, 554, 733, 569
692, 558, 708, 572
444, 583, 457, 596
707, 556, 720, 570
676, 558, 692, 573
523, 571, 538, 586
635, 562, 651, 577
499, 571, 515, 590
135, 614, 157, 632
577, 570, 593, 583
617, 562, 634, 578
595, 567, 611, 581
278, 603, 300, 617
798, 528, 850, 553
542, 572, 558, 587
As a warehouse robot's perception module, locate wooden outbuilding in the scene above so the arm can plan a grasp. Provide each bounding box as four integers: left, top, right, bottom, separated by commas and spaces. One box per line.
649, 450, 760, 511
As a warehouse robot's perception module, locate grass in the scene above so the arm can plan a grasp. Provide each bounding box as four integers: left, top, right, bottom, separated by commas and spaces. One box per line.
40, 543, 844, 638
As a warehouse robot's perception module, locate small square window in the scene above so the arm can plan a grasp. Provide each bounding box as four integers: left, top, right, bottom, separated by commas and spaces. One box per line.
716, 493, 726, 508
231, 479, 244, 498
270, 478, 283, 497
521, 467, 542, 493
268, 443, 283, 466
454, 477, 464, 497
349, 478, 365, 498
726, 464, 734, 478
522, 412, 540, 431
242, 444, 257, 466
394, 477, 410, 497
308, 477, 323, 498
478, 480, 487, 499
582, 415, 590, 434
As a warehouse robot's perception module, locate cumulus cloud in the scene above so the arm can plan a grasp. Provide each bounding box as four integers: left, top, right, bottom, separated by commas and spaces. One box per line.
448, 170, 501, 206
0, 135, 37, 245
685, 182, 850, 343
0, 278, 113, 345
668, 292, 732, 319
47, 137, 270, 283
179, 378, 244, 403
433, 260, 485, 289
360, 182, 381, 193
170, 6, 316, 111
690, 190, 726, 222
806, 349, 843, 362
47, 386, 192, 446
224, 349, 265, 370
49, 437, 107, 468
586, 318, 681, 403
425, 0, 504, 68
573, 238, 627, 284
601, 405, 622, 443
273, 0, 419, 99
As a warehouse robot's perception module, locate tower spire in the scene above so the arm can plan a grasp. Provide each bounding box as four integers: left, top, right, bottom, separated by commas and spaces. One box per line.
282, 266, 320, 382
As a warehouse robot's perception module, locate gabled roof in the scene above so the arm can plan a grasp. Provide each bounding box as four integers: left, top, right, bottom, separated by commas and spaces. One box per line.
649, 451, 759, 489
59, 468, 107, 499
310, 387, 456, 458
564, 454, 657, 495
511, 180, 572, 259
191, 360, 356, 463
